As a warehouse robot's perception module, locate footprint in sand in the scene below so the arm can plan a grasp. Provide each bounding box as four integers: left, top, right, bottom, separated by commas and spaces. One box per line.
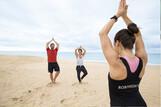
72, 82, 78, 86
74, 91, 77, 94
60, 96, 76, 105
60, 99, 65, 104
35, 86, 43, 90
74, 95, 78, 98
74, 89, 96, 96
11, 97, 19, 101
82, 82, 88, 85
28, 90, 32, 93
11, 85, 50, 104
40, 93, 45, 98
11, 96, 24, 102
72, 82, 88, 86
19, 99, 23, 102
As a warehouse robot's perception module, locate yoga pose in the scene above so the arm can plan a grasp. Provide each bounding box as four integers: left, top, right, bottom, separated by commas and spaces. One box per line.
46, 38, 60, 84
75, 46, 88, 83
99, 0, 148, 106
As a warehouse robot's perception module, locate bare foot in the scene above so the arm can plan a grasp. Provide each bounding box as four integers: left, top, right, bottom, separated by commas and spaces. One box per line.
47, 82, 53, 87
52, 81, 56, 84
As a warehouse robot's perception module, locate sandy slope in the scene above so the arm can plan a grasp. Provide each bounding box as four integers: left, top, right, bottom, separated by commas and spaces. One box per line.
0, 55, 160, 107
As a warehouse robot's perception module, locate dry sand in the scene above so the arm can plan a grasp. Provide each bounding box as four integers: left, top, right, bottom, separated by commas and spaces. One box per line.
0, 55, 160, 107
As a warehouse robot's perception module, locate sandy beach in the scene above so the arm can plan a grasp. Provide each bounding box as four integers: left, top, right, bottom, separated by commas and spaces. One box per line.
0, 55, 160, 107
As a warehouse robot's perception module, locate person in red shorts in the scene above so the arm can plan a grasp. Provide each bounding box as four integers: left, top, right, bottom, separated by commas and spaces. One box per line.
46, 38, 60, 84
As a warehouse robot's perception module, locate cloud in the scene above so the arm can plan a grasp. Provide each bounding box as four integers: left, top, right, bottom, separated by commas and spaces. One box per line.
0, 0, 160, 53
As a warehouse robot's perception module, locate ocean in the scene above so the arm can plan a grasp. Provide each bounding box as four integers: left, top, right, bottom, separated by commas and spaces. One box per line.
0, 51, 160, 65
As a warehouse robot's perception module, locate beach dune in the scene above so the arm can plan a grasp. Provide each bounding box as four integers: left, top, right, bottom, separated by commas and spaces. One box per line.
0, 55, 160, 107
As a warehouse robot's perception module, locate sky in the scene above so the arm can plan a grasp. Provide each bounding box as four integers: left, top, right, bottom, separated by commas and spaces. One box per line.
0, 0, 160, 53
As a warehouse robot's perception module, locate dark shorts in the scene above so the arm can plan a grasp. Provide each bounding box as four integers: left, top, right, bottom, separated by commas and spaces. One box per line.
48, 62, 60, 73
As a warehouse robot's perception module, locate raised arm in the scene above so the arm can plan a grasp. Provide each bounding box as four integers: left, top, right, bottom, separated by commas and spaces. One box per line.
52, 38, 59, 49
99, 0, 126, 65
46, 39, 52, 49
75, 48, 78, 58
99, 20, 119, 65
80, 46, 86, 56
121, 2, 148, 64
83, 48, 86, 56
134, 32, 148, 64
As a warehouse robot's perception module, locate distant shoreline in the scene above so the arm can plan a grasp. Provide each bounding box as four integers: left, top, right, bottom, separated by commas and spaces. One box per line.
0, 54, 160, 66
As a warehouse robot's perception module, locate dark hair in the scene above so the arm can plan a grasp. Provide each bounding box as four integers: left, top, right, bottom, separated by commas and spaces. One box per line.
78, 48, 82, 52
114, 23, 139, 49
50, 43, 55, 46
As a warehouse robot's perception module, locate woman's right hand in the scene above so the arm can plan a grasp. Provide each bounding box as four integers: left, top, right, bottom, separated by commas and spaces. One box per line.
116, 0, 128, 18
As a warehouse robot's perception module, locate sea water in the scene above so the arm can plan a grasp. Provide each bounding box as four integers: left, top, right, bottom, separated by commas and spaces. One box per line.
0, 51, 160, 65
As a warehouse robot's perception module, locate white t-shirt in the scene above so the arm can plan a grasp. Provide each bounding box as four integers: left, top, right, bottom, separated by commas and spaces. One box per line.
77, 57, 84, 66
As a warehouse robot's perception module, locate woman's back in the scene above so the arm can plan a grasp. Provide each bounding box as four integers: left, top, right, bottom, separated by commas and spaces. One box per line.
108, 57, 147, 106
99, 0, 148, 106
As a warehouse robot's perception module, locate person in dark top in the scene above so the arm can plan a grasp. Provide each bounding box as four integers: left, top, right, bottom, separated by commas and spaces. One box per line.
46, 38, 60, 84
99, 0, 148, 106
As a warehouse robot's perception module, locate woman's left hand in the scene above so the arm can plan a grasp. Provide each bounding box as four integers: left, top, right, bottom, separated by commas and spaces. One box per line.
116, 0, 128, 17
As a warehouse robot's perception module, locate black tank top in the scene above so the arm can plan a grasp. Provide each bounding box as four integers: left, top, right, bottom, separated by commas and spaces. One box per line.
108, 57, 147, 107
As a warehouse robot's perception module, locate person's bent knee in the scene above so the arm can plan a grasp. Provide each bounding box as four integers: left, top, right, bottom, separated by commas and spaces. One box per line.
49, 71, 53, 74
55, 71, 60, 74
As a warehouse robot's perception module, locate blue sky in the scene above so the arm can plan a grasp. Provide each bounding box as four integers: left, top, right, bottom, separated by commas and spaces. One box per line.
0, 0, 160, 53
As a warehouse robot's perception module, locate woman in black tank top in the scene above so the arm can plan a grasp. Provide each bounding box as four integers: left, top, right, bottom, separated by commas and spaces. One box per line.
99, 0, 148, 106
